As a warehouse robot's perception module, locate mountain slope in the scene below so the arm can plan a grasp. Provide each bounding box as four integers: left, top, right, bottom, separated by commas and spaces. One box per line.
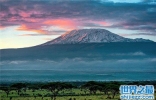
43, 29, 153, 45
1, 43, 156, 61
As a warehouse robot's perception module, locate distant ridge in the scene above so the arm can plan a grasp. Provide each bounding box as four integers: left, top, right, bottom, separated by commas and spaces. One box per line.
43, 29, 153, 45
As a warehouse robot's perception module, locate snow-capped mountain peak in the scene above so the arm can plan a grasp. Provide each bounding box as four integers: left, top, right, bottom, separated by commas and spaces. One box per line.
43, 29, 153, 45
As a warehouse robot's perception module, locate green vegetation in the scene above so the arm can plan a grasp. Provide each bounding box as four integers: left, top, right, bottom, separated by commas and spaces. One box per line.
0, 81, 156, 100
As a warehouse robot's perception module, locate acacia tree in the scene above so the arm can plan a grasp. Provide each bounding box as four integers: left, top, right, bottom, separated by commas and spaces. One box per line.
104, 82, 120, 99
110, 82, 120, 99
81, 81, 102, 95
111, 84, 119, 99
97, 82, 106, 94
42, 82, 73, 100
89, 85, 101, 94
82, 81, 119, 99
11, 83, 27, 95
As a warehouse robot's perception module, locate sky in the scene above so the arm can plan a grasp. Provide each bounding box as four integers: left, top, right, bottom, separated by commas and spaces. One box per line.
0, 0, 156, 49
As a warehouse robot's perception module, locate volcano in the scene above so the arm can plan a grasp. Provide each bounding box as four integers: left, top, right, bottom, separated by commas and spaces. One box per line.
43, 29, 153, 45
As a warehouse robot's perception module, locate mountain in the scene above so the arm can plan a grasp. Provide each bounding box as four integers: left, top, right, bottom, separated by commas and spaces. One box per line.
1, 43, 156, 61
43, 29, 153, 45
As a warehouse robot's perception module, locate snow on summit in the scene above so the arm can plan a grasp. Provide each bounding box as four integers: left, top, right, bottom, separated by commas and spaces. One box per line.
43, 29, 153, 45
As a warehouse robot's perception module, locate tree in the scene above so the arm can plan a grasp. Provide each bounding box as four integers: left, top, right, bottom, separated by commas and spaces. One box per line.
89, 85, 101, 94
103, 84, 112, 99
81, 81, 102, 95
42, 82, 73, 100
104, 82, 120, 99
110, 84, 119, 99
11, 83, 27, 95
97, 82, 107, 94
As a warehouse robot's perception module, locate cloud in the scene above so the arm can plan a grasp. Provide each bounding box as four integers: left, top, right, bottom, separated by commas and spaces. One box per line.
0, 26, 5, 30
142, 0, 156, 3
42, 38, 54, 41
110, 52, 146, 56
121, 33, 156, 36
0, 0, 156, 36
17, 24, 46, 34
43, 19, 78, 29
19, 33, 63, 36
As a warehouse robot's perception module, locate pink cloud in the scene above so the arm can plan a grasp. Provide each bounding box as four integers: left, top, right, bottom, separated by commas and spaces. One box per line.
17, 24, 46, 34
43, 19, 77, 29
0, 26, 5, 30
97, 21, 111, 26
15, 18, 79, 35
20, 11, 30, 17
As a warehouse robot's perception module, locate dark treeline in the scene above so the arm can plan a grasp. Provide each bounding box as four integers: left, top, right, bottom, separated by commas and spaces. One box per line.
0, 81, 156, 100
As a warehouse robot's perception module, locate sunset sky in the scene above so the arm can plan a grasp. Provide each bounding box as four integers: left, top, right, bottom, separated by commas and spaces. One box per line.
0, 0, 156, 49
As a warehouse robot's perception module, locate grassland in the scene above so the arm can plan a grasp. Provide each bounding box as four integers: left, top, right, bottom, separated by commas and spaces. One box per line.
0, 81, 155, 100
0, 89, 120, 100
